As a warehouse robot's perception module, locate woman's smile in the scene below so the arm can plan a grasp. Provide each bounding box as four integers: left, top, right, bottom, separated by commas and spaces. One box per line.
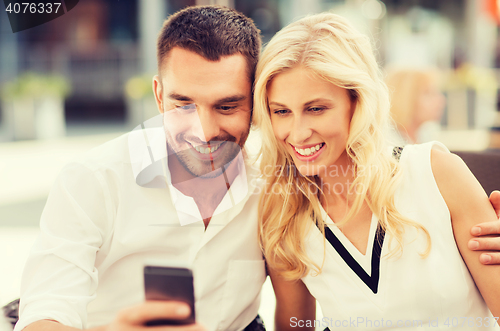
290, 142, 326, 160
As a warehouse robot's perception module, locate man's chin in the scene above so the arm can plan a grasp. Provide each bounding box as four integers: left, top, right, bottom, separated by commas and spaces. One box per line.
185, 157, 236, 179
174, 145, 241, 179
195, 167, 226, 179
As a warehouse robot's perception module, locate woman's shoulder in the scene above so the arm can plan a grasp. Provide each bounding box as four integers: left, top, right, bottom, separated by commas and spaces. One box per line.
400, 141, 466, 187
430, 145, 478, 204
399, 141, 449, 160
394, 141, 458, 206
394, 141, 452, 177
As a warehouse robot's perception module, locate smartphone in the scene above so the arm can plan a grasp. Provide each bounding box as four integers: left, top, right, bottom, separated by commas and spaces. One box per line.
144, 262, 196, 326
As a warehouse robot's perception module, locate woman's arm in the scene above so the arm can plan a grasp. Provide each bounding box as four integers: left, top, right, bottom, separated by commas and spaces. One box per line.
268, 267, 316, 331
432, 149, 500, 320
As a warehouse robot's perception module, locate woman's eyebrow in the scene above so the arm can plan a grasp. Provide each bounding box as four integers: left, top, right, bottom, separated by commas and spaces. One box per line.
269, 101, 287, 107
303, 98, 331, 107
269, 98, 332, 108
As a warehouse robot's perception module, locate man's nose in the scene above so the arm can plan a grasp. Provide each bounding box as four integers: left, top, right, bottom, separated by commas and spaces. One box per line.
192, 107, 220, 143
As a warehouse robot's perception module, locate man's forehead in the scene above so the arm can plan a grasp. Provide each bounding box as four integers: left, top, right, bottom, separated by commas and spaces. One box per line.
160, 47, 252, 85
159, 50, 252, 104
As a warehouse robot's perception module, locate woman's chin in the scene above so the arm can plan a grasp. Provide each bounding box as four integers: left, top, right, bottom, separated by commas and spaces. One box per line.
293, 163, 322, 178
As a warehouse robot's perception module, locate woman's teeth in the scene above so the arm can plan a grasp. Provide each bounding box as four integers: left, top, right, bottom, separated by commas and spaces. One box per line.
194, 143, 222, 154
294, 143, 324, 156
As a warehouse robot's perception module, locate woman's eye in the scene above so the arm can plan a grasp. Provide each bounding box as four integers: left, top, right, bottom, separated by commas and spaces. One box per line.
308, 107, 325, 113
273, 109, 289, 115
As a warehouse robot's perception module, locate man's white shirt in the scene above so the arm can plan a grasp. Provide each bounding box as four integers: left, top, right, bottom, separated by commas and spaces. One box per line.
15, 123, 266, 331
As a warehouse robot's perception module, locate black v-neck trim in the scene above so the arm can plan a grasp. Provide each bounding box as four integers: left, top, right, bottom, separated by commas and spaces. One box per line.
321, 223, 385, 294
314, 146, 399, 295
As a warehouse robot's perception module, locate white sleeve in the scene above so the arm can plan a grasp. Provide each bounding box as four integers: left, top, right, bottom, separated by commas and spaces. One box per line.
15, 162, 112, 331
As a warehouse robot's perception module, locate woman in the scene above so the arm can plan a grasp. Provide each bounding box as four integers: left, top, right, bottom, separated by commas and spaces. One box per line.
385, 68, 446, 144
253, 13, 500, 330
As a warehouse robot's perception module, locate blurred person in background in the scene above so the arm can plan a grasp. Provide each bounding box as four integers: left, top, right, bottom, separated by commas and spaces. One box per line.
385, 68, 446, 144
489, 127, 500, 149
489, 93, 500, 150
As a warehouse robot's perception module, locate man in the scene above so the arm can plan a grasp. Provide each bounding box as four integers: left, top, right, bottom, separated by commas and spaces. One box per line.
17, 6, 263, 331
13, 4, 500, 331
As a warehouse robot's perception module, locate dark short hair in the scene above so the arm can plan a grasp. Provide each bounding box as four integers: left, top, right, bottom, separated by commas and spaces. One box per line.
157, 5, 261, 83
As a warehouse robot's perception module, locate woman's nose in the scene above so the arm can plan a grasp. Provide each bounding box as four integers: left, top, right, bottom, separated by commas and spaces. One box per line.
289, 116, 313, 144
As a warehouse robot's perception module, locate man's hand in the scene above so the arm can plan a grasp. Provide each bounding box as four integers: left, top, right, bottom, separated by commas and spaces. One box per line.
107, 301, 206, 331
468, 190, 500, 264
24, 301, 206, 331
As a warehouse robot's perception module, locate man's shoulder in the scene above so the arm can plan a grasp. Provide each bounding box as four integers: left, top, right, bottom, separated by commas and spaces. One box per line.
50, 133, 133, 189
75, 132, 133, 170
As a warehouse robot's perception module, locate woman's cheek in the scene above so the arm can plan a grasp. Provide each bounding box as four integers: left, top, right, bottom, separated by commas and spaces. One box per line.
271, 121, 287, 142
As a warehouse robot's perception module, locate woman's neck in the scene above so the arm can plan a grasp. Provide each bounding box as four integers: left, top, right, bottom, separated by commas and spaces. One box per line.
316, 150, 356, 208
400, 123, 418, 144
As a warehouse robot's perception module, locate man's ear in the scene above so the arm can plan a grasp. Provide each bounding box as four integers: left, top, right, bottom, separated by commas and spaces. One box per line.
153, 75, 164, 114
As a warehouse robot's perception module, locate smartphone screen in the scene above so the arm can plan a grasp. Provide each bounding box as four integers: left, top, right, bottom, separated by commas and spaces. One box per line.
144, 264, 196, 326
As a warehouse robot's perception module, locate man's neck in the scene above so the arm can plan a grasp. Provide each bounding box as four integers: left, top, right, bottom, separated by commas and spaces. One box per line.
168, 154, 241, 229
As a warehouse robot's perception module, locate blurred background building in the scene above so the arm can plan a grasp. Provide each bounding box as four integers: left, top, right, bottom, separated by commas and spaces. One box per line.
1, 0, 500, 140
1, 0, 500, 328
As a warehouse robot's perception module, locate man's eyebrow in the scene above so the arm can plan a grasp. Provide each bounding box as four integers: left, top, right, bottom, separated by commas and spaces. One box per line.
167, 93, 193, 102
214, 95, 247, 105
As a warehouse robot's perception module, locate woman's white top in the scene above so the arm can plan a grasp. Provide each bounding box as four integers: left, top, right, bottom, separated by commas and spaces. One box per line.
301, 142, 495, 330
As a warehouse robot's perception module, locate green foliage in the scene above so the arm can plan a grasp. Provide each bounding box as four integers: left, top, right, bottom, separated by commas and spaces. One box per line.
1, 72, 71, 101
125, 75, 154, 100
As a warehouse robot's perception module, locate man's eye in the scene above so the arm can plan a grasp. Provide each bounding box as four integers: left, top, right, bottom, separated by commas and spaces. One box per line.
177, 104, 196, 113
219, 105, 237, 112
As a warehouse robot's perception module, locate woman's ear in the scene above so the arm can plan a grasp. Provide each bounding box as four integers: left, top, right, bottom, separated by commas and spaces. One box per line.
348, 91, 357, 119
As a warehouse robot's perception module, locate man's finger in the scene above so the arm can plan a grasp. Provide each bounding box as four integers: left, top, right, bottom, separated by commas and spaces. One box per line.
468, 237, 500, 251
158, 323, 207, 331
470, 220, 500, 237
479, 253, 500, 265
117, 301, 190, 325
489, 190, 500, 218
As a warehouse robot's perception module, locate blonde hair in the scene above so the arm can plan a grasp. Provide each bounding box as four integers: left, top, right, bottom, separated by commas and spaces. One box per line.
385, 68, 440, 131
254, 13, 431, 280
